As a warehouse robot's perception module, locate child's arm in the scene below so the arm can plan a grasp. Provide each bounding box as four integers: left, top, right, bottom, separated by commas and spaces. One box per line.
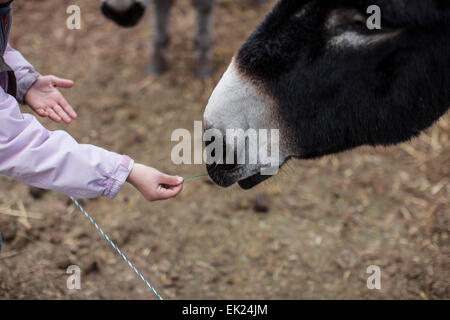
3, 44, 40, 103
0, 87, 183, 200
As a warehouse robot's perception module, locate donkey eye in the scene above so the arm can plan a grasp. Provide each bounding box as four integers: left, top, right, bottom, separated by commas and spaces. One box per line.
326, 8, 366, 30
325, 8, 401, 49
349, 13, 366, 26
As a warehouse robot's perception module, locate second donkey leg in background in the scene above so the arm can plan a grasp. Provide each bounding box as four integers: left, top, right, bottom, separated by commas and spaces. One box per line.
192, 0, 215, 79
151, 0, 175, 74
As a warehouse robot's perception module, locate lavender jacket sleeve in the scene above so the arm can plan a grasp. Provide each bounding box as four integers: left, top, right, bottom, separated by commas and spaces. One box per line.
0, 88, 134, 199
3, 44, 40, 103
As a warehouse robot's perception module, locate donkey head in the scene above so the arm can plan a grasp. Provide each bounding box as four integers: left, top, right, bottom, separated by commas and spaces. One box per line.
101, 0, 147, 27
204, 0, 450, 189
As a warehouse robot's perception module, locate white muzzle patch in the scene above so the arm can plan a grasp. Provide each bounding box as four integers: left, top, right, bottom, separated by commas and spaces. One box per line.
204, 59, 276, 133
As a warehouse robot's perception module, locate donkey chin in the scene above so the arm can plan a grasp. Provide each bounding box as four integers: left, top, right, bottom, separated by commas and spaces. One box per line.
204, 59, 290, 189
206, 161, 288, 190
101, 0, 146, 27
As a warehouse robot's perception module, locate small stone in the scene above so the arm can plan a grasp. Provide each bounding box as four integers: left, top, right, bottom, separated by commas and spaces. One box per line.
253, 194, 270, 213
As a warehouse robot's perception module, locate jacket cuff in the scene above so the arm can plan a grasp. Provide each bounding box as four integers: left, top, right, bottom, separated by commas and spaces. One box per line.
17, 71, 40, 103
103, 155, 134, 200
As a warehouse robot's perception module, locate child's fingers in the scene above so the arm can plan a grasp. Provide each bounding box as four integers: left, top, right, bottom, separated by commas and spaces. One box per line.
51, 76, 74, 89
159, 174, 184, 186
58, 96, 77, 119
47, 109, 62, 122
158, 184, 183, 200
52, 104, 72, 123
36, 108, 48, 117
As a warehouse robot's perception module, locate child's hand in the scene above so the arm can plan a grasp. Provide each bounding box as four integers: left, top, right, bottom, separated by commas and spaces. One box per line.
24, 75, 77, 124
127, 164, 184, 201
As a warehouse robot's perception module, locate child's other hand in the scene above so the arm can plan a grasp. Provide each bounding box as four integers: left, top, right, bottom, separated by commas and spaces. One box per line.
127, 164, 184, 202
24, 75, 77, 124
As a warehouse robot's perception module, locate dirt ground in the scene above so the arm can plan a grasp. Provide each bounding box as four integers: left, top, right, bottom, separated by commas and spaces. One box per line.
0, 0, 448, 300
